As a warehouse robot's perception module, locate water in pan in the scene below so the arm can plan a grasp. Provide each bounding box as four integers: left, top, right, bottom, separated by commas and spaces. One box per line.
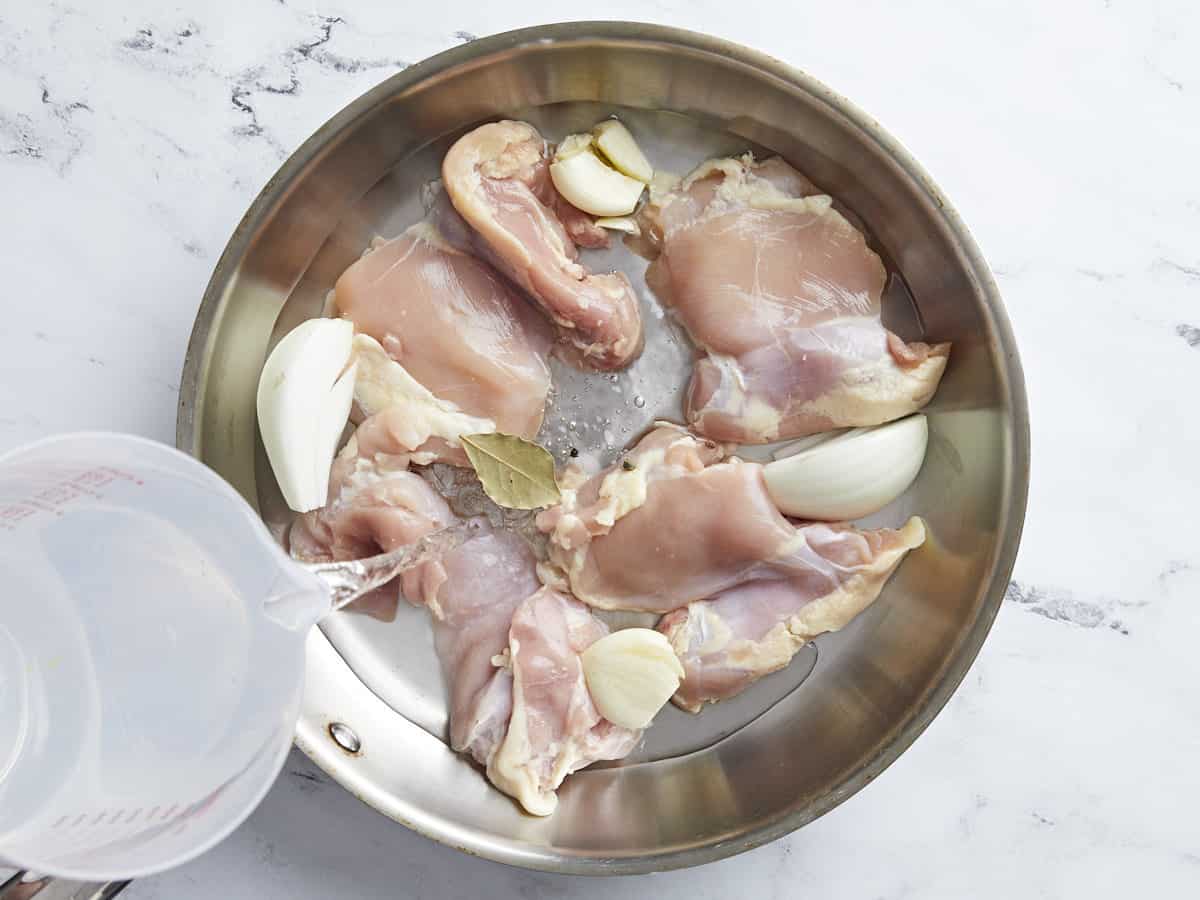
258, 102, 919, 765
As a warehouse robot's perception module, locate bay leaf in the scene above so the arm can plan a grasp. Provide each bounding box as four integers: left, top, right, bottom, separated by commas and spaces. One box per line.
461, 433, 561, 510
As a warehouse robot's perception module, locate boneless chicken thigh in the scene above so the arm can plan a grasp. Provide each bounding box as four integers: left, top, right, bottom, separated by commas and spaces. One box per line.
404, 534, 641, 808
291, 216, 557, 611
539, 424, 771, 613
332, 221, 553, 448
291, 415, 638, 805
443, 120, 644, 369
422, 529, 541, 766
659, 517, 926, 711
287, 421, 457, 621
487, 587, 641, 815
537, 425, 924, 706
644, 155, 950, 443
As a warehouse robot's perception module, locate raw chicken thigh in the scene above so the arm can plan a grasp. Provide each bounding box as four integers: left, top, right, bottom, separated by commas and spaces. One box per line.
422, 528, 540, 766
659, 517, 926, 711
487, 587, 641, 815
291, 217, 559, 615
288, 446, 451, 564
538, 424, 746, 613
288, 423, 456, 621
292, 414, 639, 806
643, 154, 950, 443
538, 423, 922, 617
538, 425, 924, 711
407, 533, 641, 808
443, 120, 644, 369
331, 221, 553, 448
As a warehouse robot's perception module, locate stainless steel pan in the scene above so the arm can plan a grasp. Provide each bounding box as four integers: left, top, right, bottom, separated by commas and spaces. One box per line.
177, 22, 1029, 874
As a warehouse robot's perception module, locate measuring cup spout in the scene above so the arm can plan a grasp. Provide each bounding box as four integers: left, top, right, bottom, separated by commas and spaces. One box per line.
260, 583, 332, 632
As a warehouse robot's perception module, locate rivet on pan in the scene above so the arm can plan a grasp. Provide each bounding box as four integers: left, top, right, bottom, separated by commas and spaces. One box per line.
328, 722, 361, 754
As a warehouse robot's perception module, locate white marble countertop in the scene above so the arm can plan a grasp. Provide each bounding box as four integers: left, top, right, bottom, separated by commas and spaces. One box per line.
3, 0, 1198, 896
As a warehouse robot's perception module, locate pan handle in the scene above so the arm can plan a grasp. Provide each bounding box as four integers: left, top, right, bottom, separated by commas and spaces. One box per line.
0, 872, 128, 900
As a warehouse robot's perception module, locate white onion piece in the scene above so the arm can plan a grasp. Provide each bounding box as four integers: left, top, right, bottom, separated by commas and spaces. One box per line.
762, 414, 929, 521
257, 318, 357, 512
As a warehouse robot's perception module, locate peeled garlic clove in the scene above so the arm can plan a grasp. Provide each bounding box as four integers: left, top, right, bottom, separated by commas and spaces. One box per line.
762, 414, 929, 521
257, 318, 357, 513
593, 120, 653, 184
582, 628, 684, 729
550, 147, 646, 218
594, 216, 641, 235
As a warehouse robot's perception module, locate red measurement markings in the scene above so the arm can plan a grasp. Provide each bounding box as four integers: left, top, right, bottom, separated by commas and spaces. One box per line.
96, 466, 144, 487
29, 483, 84, 515
0, 466, 145, 530
0, 503, 36, 531
72, 468, 116, 489
36, 484, 78, 505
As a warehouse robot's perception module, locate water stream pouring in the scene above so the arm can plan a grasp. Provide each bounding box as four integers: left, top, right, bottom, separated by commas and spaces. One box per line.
0, 433, 475, 883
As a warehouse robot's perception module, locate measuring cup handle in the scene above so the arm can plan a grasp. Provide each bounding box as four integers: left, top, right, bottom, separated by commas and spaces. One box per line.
0, 872, 128, 900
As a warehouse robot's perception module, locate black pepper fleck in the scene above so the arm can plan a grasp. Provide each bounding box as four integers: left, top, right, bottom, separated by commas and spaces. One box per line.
569, 447, 579, 458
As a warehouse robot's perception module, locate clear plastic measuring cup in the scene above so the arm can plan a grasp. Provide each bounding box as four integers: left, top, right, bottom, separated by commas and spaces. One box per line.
0, 433, 468, 883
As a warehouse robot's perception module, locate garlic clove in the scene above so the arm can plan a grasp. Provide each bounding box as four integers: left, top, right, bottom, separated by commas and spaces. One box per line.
257, 318, 357, 512
594, 215, 641, 235
593, 120, 654, 184
762, 414, 929, 521
550, 146, 647, 218
582, 628, 684, 729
